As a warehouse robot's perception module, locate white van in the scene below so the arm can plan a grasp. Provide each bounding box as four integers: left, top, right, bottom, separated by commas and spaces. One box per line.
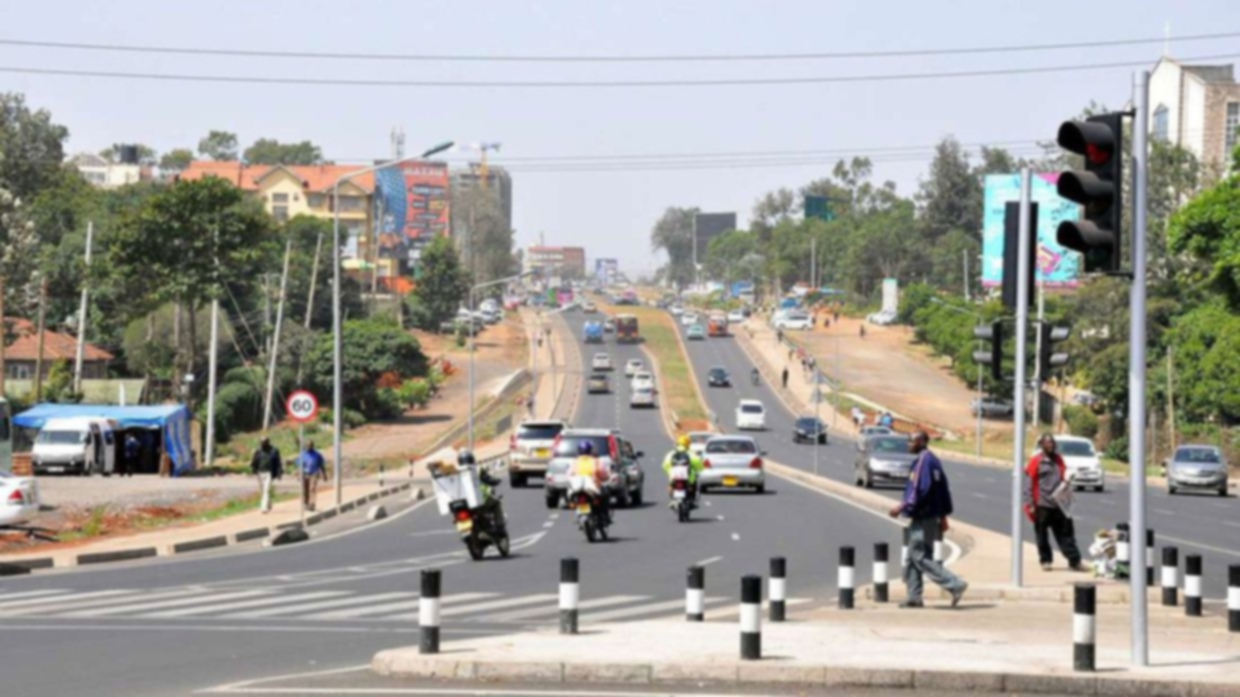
32, 417, 118, 476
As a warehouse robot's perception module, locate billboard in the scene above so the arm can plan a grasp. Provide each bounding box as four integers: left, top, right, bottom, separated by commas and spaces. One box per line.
693, 212, 737, 260
594, 258, 618, 283
373, 161, 450, 265
982, 174, 1081, 289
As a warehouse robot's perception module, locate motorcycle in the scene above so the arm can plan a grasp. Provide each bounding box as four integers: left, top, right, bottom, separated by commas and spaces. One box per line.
432, 462, 510, 561
568, 477, 610, 542
668, 464, 692, 523
449, 498, 510, 561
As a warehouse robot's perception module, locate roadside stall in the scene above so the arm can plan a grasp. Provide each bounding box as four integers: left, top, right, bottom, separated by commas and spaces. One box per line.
12, 404, 195, 477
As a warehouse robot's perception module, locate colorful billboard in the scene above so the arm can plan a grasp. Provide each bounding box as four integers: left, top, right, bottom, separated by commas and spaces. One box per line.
982, 174, 1081, 289
373, 161, 450, 265
594, 258, 618, 283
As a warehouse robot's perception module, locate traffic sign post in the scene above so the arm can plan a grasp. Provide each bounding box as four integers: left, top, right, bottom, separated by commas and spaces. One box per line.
286, 390, 319, 527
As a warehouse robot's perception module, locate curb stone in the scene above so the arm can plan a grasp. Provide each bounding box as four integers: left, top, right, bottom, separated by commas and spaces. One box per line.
77, 547, 157, 566
171, 535, 228, 554
233, 527, 269, 543
366, 505, 387, 521
0, 557, 53, 573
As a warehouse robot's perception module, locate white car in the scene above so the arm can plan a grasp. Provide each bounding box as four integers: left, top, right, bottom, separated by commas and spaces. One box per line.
736, 399, 767, 431
681, 312, 699, 327
592, 353, 613, 371
1036, 435, 1105, 492
582, 301, 598, 313
624, 359, 644, 377
630, 371, 656, 392
727, 310, 746, 324
0, 471, 40, 529
775, 311, 811, 330
630, 386, 657, 409
669, 305, 685, 316
867, 310, 897, 326
698, 436, 765, 494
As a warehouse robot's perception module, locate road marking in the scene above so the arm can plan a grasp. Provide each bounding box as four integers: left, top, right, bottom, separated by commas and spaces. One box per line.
1153, 509, 1175, 516
542, 521, 554, 528
487, 594, 646, 622
229, 592, 415, 619
580, 596, 728, 623
3, 588, 213, 616
1154, 532, 1240, 559
1223, 521, 1240, 528
425, 593, 559, 619
407, 529, 457, 538
694, 556, 724, 567
139, 591, 348, 619
716, 514, 725, 521
705, 500, 713, 507
73, 589, 270, 618
0, 589, 70, 606
547, 513, 558, 520
731, 533, 740, 541
304, 592, 498, 621
971, 492, 988, 500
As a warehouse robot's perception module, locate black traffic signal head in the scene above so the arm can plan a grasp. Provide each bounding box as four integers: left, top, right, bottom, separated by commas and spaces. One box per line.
1037, 322, 1071, 380
1056, 113, 1124, 273
973, 320, 1005, 382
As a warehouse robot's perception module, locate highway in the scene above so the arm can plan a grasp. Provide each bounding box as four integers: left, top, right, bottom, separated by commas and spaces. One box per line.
674, 315, 1240, 599
0, 308, 900, 696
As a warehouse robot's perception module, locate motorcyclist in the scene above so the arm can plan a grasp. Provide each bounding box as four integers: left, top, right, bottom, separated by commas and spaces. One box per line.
572, 440, 612, 525
662, 434, 704, 508
459, 450, 506, 532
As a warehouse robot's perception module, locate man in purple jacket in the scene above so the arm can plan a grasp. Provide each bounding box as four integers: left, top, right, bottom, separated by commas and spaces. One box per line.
888, 432, 968, 608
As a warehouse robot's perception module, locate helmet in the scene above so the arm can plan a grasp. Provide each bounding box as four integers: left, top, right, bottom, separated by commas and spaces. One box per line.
676, 434, 691, 449
457, 450, 477, 466
577, 440, 595, 456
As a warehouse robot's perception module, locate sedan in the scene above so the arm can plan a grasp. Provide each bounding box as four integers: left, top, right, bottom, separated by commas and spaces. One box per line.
592, 353, 614, 371
971, 398, 1015, 418
582, 302, 598, 313
631, 371, 656, 392
686, 431, 714, 459
736, 400, 766, 431
699, 436, 765, 494
669, 305, 685, 316
624, 359, 644, 377
775, 312, 811, 330
1166, 445, 1229, 496
686, 323, 706, 340
604, 319, 616, 333
587, 373, 611, 394
855, 434, 915, 489
727, 310, 746, 324
681, 312, 699, 327
0, 470, 40, 529
858, 425, 893, 440
707, 366, 731, 387
630, 386, 657, 409
793, 416, 828, 444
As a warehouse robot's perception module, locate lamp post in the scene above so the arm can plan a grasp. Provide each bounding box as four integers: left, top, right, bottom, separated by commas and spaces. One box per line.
331, 141, 453, 505
929, 298, 985, 459
468, 272, 535, 451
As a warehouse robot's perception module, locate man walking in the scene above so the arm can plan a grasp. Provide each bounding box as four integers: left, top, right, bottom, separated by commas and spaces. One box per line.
888, 432, 968, 608
781, 366, 789, 389
250, 437, 283, 513
122, 433, 140, 477
1024, 434, 1084, 571
298, 441, 327, 512
851, 406, 864, 429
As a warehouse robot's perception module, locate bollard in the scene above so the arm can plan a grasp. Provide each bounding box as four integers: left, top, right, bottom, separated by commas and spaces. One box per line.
1146, 529, 1156, 587
838, 546, 855, 610
901, 527, 910, 570
1229, 564, 1240, 633
419, 569, 441, 654
932, 538, 945, 564
1073, 584, 1096, 672
560, 557, 579, 634
769, 557, 787, 622
1185, 554, 1203, 618
1161, 546, 1179, 607
874, 543, 890, 603
409, 459, 414, 481
1115, 523, 1131, 580
686, 565, 705, 622
740, 575, 761, 660
379, 464, 385, 489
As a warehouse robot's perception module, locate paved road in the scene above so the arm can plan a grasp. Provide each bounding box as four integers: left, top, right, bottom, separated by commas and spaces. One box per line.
674, 317, 1240, 598
0, 308, 899, 696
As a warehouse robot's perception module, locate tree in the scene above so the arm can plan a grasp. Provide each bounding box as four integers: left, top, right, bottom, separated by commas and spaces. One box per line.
1168, 169, 1240, 310
243, 138, 324, 166
452, 186, 515, 287
0, 93, 69, 203
281, 215, 362, 331
917, 137, 980, 244
159, 148, 195, 172
703, 229, 759, 283
750, 188, 796, 240
98, 143, 156, 164
649, 207, 698, 290
197, 130, 239, 161
408, 235, 467, 330
306, 317, 428, 418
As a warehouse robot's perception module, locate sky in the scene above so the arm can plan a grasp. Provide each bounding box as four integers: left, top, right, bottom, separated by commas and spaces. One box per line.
3, 0, 1238, 277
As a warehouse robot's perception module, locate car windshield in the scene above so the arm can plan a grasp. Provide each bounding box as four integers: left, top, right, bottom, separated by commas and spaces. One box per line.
555, 435, 612, 458
741, 404, 763, 414
37, 430, 86, 445
590, 374, 607, 381
1176, 447, 1220, 464
796, 418, 822, 430
518, 424, 564, 440
872, 437, 909, 453
709, 368, 727, 377
1057, 441, 1095, 457
594, 354, 609, 361
788, 312, 809, 320
706, 439, 757, 454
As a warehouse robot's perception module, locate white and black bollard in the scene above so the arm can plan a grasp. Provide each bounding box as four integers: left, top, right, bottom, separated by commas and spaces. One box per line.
1115, 523, 1131, 579
740, 575, 761, 660
1161, 546, 1179, 607
901, 527, 910, 570
419, 569, 441, 654
1145, 528, 1156, 587
932, 536, 945, 565
769, 557, 787, 622
838, 546, 855, 610
874, 543, 890, 603
686, 565, 705, 622
1229, 564, 1240, 633
1185, 554, 1203, 617
560, 557, 579, 634
1073, 583, 1096, 672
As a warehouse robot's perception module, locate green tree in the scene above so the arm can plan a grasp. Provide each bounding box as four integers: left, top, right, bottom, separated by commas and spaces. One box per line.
1167, 164, 1240, 309
452, 185, 515, 287
0, 93, 69, 203
749, 188, 796, 240
197, 130, 239, 161
917, 136, 980, 244
159, 148, 195, 172
409, 235, 468, 330
306, 317, 428, 418
243, 138, 324, 166
703, 229, 760, 283
649, 206, 698, 290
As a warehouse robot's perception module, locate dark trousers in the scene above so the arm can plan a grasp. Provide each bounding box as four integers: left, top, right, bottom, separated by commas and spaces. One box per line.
1034, 506, 1081, 566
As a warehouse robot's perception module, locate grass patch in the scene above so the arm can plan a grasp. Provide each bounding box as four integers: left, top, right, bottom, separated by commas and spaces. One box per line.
601, 303, 708, 424
190, 493, 297, 523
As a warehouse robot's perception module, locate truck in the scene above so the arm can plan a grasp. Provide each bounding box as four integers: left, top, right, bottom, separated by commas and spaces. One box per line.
615, 314, 640, 343
583, 321, 605, 344
707, 312, 729, 337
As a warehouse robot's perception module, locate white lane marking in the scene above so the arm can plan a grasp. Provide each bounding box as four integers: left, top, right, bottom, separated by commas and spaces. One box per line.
3, 588, 212, 616
230, 592, 415, 619
407, 529, 456, 538
73, 589, 270, 618
304, 592, 498, 621
1154, 532, 1240, 559
971, 492, 988, 500
0, 589, 71, 606
139, 591, 348, 619
426, 593, 559, 619
580, 596, 729, 623
1153, 509, 1175, 516
705, 500, 713, 507
716, 515, 725, 521
542, 521, 554, 528
694, 556, 724, 567
547, 513, 558, 520
487, 594, 647, 623
731, 533, 740, 541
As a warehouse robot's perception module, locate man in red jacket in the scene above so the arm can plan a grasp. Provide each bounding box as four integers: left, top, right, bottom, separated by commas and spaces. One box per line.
1024, 434, 1084, 571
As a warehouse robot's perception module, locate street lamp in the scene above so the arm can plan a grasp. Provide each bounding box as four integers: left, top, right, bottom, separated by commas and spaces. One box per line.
468, 271, 535, 451
928, 297, 985, 459
331, 141, 454, 506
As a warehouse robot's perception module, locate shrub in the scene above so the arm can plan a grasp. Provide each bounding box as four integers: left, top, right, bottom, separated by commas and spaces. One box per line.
1104, 436, 1129, 462
1063, 405, 1100, 439
398, 378, 432, 409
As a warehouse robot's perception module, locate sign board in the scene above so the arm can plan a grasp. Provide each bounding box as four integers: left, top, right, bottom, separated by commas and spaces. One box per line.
804, 195, 836, 222
881, 279, 899, 314
286, 390, 319, 423
982, 173, 1081, 289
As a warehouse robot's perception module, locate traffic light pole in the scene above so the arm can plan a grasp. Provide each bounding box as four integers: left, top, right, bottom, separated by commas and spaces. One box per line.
1129, 70, 1151, 668
1009, 167, 1033, 589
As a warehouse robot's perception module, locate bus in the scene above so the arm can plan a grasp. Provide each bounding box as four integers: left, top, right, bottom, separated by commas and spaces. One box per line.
707, 312, 729, 337
615, 314, 640, 343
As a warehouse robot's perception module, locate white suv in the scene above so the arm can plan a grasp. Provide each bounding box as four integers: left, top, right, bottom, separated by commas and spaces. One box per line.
592, 353, 613, 371
509, 421, 569, 488
624, 359, 644, 377
736, 400, 767, 431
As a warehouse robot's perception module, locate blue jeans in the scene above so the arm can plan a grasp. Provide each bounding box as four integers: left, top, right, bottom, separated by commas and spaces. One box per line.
904, 517, 966, 602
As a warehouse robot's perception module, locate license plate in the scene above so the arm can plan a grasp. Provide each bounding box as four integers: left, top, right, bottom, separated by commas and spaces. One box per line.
536, 449, 550, 458
672, 490, 686, 500
576, 504, 591, 514
455, 520, 473, 532
723, 476, 738, 487
48, 467, 64, 473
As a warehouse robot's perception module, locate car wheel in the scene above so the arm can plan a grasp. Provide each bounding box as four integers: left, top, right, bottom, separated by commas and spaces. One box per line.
1168, 486, 1177, 495
509, 474, 523, 489
1220, 486, 1228, 498
755, 484, 765, 494
544, 492, 559, 509
864, 472, 874, 489
1094, 486, 1104, 493
632, 488, 644, 506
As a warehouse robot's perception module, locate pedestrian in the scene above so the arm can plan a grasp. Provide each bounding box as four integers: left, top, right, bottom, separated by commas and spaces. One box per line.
834, 311, 840, 324
250, 437, 283, 514
781, 366, 790, 389
880, 411, 894, 429
123, 433, 140, 477
297, 441, 328, 512
888, 431, 968, 608
777, 328, 784, 344
1024, 434, 1084, 572
860, 324, 866, 338
851, 406, 864, 429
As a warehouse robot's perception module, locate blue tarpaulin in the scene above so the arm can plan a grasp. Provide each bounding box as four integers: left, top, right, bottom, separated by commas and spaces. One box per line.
13, 404, 195, 476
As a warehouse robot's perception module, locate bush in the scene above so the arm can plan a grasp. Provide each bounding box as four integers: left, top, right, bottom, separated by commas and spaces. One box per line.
1063, 405, 1100, 439
398, 378, 432, 409
1104, 436, 1129, 462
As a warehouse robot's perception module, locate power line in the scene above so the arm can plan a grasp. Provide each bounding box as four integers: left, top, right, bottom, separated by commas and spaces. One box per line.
2, 53, 1237, 88
0, 31, 1235, 63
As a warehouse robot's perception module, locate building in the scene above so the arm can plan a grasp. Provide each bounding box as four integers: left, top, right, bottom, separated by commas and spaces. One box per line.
524, 246, 586, 280
450, 165, 513, 230
69, 153, 153, 189
1150, 57, 1240, 169
2, 318, 113, 381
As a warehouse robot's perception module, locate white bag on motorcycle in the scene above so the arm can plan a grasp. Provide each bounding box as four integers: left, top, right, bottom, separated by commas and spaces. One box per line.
669, 465, 690, 482
568, 475, 601, 497
432, 467, 482, 515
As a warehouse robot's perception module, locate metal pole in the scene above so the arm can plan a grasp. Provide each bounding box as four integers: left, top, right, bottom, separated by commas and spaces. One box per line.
976, 360, 983, 459
1129, 69, 1151, 667
963, 248, 970, 302
73, 221, 93, 393
468, 287, 476, 452
1010, 167, 1033, 588
263, 236, 293, 432
204, 225, 220, 470
813, 372, 820, 476
298, 423, 306, 528
332, 180, 343, 507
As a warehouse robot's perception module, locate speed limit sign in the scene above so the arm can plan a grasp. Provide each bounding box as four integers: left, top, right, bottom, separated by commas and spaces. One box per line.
286, 390, 319, 423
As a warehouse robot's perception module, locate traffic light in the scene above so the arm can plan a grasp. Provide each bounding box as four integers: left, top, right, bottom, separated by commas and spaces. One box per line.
1056, 112, 1125, 273
973, 321, 1004, 382
1036, 322, 1071, 380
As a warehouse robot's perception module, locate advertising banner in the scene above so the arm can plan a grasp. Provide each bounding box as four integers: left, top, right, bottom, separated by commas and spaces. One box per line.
373, 162, 450, 264
594, 258, 618, 283
881, 278, 899, 314
982, 174, 1081, 289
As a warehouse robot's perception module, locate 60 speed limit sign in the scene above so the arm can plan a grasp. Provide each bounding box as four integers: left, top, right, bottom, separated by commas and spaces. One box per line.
286, 390, 319, 423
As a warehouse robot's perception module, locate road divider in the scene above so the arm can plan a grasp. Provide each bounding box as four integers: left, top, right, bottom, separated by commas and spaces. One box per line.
838, 546, 856, 610
769, 557, 786, 622
739, 574, 761, 660
1186, 554, 1203, 617
873, 544, 890, 603
1162, 546, 1180, 607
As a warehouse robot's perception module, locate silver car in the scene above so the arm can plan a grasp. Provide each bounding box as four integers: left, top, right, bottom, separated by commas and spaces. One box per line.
855, 434, 915, 489
543, 429, 645, 509
630, 386, 656, 409
698, 436, 766, 494
1166, 445, 1229, 497
508, 420, 568, 488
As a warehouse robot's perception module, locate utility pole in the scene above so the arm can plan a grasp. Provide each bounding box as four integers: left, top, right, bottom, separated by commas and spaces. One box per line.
204, 225, 221, 470
73, 221, 94, 393
263, 235, 293, 432
1009, 167, 1033, 588
294, 231, 323, 389
963, 248, 970, 301
0, 274, 6, 398
1129, 70, 1152, 667
1166, 346, 1176, 452
33, 275, 48, 402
